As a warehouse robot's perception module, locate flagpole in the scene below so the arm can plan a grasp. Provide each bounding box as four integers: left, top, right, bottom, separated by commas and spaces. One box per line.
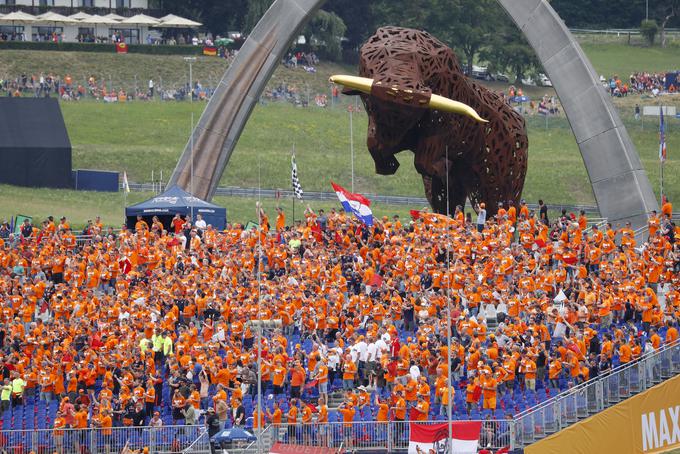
349, 105, 355, 193
445, 146, 453, 445
123, 171, 127, 224
659, 105, 665, 204
256, 153, 262, 454
292, 145, 296, 225
660, 159, 664, 203
191, 112, 195, 220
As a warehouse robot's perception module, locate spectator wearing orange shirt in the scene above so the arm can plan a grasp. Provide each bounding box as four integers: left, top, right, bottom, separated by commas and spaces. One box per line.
289, 360, 306, 399
338, 401, 356, 449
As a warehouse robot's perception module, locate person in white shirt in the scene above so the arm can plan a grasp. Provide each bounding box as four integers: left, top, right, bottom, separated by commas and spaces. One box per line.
496, 300, 508, 322
195, 214, 207, 231
354, 337, 369, 385
365, 340, 378, 387
409, 364, 421, 381
375, 335, 388, 359
476, 202, 487, 232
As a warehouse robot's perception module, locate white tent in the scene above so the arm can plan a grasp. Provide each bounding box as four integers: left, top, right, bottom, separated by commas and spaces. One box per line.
158, 14, 202, 28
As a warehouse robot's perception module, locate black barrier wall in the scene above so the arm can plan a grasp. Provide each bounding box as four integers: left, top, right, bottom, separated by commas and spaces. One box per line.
0, 98, 72, 189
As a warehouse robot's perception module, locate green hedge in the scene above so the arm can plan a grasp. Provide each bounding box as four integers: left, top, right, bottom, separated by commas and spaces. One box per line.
0, 40, 204, 55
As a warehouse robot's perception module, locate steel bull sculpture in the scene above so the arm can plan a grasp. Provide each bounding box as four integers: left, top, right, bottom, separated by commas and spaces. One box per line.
168, 0, 657, 232
331, 26, 528, 216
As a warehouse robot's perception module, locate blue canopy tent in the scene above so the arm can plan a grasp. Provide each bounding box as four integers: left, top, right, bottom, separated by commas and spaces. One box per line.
125, 185, 226, 230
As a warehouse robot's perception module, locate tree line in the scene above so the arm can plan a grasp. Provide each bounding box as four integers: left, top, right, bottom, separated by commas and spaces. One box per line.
154, 0, 679, 80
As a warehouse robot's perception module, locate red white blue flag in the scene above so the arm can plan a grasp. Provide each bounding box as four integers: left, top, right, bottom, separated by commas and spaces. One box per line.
660, 107, 667, 162
408, 422, 481, 454
331, 182, 373, 226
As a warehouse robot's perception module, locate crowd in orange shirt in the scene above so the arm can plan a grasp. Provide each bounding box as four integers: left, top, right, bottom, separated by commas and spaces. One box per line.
0, 199, 677, 435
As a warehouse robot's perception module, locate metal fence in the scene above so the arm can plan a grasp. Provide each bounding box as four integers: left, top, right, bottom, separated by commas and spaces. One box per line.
251, 420, 515, 452
0, 425, 209, 454
513, 340, 680, 447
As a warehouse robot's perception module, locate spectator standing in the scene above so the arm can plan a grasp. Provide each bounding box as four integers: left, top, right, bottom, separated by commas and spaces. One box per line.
215, 398, 228, 429
476, 203, 487, 232
182, 401, 197, 425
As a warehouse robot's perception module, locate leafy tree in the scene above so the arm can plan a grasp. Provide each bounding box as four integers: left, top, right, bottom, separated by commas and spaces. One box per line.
303, 10, 347, 61
244, 0, 274, 34
324, 0, 382, 54
640, 19, 659, 46
481, 21, 541, 83
157, 0, 247, 35
549, 0, 646, 28
653, 0, 680, 47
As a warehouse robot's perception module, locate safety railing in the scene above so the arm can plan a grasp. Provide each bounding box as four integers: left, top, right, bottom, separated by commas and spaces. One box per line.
243, 420, 515, 452
513, 340, 680, 447
0, 425, 209, 454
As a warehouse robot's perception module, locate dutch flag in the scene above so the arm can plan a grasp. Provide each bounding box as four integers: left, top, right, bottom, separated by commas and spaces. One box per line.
331, 182, 374, 226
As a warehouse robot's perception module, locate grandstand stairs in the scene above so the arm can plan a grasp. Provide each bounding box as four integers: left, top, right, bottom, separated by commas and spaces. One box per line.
519, 342, 680, 448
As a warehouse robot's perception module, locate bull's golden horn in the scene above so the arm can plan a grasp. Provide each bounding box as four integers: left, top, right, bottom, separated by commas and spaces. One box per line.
329, 75, 373, 94
429, 94, 488, 123
329, 74, 487, 123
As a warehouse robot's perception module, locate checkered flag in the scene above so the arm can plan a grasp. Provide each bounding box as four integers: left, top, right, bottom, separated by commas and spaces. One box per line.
291, 154, 303, 200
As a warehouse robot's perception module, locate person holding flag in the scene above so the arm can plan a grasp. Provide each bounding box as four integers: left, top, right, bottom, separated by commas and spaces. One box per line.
331, 182, 373, 226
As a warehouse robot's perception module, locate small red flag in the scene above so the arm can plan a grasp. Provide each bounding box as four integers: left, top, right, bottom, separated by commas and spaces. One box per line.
368, 273, 383, 288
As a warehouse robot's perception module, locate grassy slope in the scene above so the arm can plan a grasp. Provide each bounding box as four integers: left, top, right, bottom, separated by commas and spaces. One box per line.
579, 41, 680, 77
0, 42, 679, 227
0, 49, 351, 94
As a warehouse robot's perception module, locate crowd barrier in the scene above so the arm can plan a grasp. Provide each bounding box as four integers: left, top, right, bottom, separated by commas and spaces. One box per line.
513, 340, 680, 447
251, 420, 516, 452
0, 425, 209, 454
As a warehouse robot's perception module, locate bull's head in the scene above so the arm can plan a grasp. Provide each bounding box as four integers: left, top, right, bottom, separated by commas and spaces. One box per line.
330, 75, 487, 175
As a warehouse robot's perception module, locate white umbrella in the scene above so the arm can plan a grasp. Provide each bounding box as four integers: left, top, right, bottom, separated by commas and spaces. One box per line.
82, 14, 120, 25
102, 13, 125, 22
120, 14, 160, 26
33, 12, 77, 40
0, 11, 35, 37
69, 11, 93, 21
120, 14, 159, 44
35, 12, 78, 23
158, 14, 202, 28
80, 14, 119, 40
0, 11, 36, 23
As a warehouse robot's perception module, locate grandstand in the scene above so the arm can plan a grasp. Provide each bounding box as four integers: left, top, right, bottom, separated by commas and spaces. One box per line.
0, 202, 677, 453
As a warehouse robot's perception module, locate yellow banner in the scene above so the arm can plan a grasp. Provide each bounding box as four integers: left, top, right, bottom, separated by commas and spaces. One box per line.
526, 374, 680, 454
